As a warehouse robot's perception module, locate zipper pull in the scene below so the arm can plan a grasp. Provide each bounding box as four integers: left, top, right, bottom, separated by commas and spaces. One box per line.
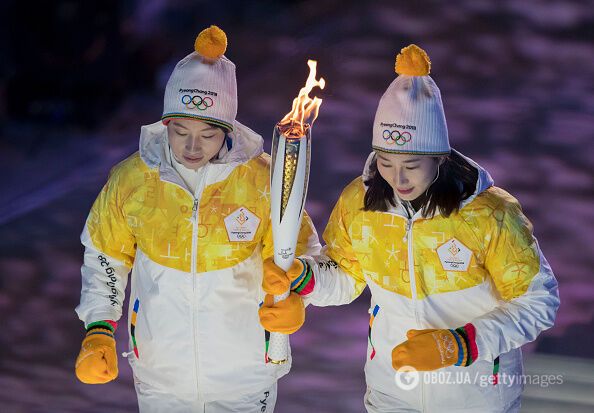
192, 199, 199, 219
403, 220, 412, 242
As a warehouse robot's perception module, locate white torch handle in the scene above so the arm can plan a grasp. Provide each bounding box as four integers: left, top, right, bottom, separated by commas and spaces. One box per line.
267, 133, 309, 364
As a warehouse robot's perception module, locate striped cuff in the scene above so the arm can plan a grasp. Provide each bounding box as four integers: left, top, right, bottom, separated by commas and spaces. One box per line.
86, 320, 117, 333
290, 259, 315, 296
85, 328, 114, 339
449, 329, 468, 367
454, 323, 478, 366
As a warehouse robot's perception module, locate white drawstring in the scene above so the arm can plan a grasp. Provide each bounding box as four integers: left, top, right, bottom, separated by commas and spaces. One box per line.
430, 165, 440, 186
424, 165, 440, 199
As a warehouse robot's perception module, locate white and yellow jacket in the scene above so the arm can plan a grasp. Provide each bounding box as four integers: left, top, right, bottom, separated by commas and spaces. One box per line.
75, 121, 320, 402
301, 151, 559, 412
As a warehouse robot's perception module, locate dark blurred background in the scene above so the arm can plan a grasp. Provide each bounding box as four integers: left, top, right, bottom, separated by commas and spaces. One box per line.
1, 0, 593, 412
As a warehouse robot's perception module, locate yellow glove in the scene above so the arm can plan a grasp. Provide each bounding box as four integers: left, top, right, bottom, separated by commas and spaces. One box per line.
392, 328, 470, 371
262, 257, 314, 296
75, 328, 118, 384
258, 293, 305, 334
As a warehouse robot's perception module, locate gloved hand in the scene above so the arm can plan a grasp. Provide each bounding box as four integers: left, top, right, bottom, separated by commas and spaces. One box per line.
75, 328, 118, 384
392, 327, 474, 371
262, 257, 314, 296
259, 292, 305, 334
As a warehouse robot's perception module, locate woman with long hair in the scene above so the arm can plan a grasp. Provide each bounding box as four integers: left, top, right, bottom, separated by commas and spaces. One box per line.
262, 44, 559, 412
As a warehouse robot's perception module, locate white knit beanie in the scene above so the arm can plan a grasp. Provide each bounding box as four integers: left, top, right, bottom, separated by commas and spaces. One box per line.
372, 44, 450, 155
162, 25, 237, 131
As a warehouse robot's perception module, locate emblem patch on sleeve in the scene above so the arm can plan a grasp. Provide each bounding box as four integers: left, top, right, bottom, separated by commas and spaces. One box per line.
436, 238, 472, 272
224, 207, 260, 242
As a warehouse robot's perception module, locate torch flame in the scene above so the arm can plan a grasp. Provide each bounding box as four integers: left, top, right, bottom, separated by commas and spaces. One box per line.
279, 60, 325, 138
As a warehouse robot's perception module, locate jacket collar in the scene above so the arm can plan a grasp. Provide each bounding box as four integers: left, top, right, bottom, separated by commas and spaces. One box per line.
139, 120, 264, 169
138, 120, 264, 192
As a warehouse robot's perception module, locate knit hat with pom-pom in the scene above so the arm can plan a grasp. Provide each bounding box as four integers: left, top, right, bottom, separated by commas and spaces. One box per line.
372, 44, 450, 155
162, 25, 237, 131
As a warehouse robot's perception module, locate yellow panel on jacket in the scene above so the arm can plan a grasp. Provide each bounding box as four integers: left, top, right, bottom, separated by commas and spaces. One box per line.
324, 177, 540, 300
87, 152, 315, 273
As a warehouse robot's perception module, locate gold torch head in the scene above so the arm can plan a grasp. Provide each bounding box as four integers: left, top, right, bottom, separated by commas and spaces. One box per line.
271, 123, 311, 220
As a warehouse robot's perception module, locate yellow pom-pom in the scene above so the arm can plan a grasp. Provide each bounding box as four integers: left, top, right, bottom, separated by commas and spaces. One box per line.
194, 25, 227, 59
395, 44, 431, 76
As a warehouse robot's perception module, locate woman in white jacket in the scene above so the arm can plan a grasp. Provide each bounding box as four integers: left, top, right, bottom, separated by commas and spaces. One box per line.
262, 45, 559, 412
74, 26, 320, 412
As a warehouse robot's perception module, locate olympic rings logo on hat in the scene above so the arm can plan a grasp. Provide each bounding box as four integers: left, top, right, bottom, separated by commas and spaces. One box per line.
383, 129, 412, 146
181, 94, 214, 111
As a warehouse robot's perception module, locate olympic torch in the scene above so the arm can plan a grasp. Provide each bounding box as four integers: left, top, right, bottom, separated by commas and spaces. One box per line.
266, 60, 325, 364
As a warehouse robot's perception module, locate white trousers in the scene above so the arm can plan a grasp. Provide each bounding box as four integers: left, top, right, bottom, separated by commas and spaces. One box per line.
135, 381, 277, 413
364, 386, 521, 413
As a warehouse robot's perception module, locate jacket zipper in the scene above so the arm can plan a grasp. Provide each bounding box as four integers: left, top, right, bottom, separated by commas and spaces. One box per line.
405, 219, 420, 326
191, 168, 208, 400
157, 154, 211, 399
191, 197, 200, 398
402, 203, 420, 329
403, 202, 425, 412
159, 177, 202, 397
158, 164, 206, 399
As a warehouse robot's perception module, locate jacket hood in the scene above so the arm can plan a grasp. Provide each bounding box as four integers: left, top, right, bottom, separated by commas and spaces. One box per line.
139, 120, 264, 169
362, 149, 494, 211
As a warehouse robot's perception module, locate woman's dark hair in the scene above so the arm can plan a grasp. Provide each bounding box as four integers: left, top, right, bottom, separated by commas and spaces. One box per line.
363, 151, 479, 218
